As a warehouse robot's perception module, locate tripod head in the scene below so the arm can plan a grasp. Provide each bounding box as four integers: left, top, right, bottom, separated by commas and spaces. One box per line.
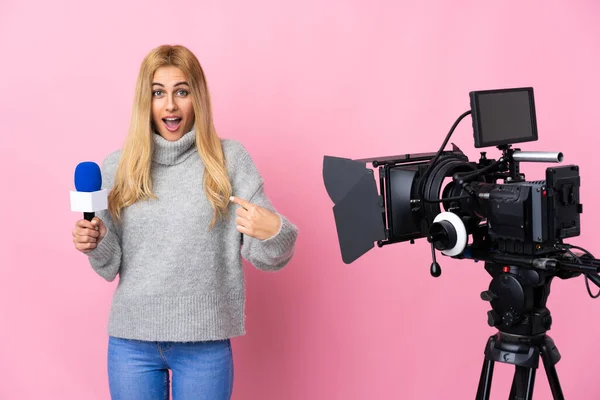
463, 242, 600, 335
481, 262, 560, 337
482, 244, 600, 331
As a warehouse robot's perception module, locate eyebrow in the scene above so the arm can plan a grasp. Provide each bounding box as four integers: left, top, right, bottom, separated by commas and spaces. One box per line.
152, 81, 190, 87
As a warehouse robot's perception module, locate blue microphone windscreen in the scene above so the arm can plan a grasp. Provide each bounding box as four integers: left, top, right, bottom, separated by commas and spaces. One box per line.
74, 162, 102, 192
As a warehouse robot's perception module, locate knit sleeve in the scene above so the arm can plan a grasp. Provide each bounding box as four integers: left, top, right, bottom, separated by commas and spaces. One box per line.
224, 140, 298, 271
86, 151, 122, 282
240, 184, 299, 271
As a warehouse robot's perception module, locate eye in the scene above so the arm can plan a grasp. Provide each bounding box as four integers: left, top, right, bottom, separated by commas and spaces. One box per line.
152, 90, 163, 97
176, 90, 189, 97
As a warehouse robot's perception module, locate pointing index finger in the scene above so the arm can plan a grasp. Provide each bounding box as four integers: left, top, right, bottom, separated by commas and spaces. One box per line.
230, 196, 252, 210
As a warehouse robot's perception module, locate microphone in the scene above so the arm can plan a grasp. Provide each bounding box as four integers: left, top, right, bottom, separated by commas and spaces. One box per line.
70, 161, 108, 221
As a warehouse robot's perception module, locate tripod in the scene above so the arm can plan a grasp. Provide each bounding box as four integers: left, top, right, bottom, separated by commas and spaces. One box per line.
474, 262, 566, 400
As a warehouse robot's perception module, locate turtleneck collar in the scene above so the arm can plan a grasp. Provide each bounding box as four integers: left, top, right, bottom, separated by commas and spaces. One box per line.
152, 130, 197, 166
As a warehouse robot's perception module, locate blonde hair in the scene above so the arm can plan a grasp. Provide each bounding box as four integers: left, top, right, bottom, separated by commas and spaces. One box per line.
108, 44, 231, 227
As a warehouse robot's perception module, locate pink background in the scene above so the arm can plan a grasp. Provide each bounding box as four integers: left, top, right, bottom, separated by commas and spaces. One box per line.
1, 1, 599, 399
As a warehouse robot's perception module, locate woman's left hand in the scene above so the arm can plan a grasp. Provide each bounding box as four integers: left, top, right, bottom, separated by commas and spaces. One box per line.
230, 196, 281, 240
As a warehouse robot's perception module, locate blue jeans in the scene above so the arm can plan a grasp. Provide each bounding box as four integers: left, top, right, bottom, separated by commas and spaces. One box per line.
107, 336, 234, 400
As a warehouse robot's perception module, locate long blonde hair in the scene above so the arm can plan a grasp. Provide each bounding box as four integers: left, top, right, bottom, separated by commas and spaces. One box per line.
108, 44, 231, 227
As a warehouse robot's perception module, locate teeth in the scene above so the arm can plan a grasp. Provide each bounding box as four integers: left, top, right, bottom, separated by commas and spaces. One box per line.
165, 118, 180, 121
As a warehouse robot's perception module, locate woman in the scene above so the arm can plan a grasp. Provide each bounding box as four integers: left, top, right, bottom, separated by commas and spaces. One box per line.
72, 44, 298, 399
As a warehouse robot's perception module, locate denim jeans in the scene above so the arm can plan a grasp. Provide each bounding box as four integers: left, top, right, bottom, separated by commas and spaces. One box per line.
107, 336, 234, 400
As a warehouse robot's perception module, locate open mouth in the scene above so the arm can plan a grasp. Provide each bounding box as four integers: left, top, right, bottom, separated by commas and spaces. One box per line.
162, 117, 182, 132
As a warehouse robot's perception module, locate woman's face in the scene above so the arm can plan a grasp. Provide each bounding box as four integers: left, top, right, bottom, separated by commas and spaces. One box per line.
151, 66, 195, 141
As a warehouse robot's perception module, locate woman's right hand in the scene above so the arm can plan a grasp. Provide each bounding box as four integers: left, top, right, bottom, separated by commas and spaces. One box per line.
73, 217, 107, 254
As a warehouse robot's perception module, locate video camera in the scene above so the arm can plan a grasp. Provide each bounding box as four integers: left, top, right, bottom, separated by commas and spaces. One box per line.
322, 87, 600, 399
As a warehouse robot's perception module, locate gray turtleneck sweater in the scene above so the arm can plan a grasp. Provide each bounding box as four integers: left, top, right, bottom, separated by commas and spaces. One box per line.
86, 130, 298, 342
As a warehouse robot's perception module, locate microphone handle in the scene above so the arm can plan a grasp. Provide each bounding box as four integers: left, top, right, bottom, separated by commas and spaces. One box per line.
84, 212, 95, 222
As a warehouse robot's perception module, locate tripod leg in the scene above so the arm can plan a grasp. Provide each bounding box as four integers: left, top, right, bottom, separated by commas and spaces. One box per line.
476, 359, 494, 400
476, 335, 497, 400
540, 342, 564, 400
509, 366, 536, 400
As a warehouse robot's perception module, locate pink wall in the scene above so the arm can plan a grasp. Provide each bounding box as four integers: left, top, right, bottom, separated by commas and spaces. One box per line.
1, 0, 599, 399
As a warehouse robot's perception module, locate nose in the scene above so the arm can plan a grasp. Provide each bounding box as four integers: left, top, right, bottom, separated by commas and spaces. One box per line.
166, 94, 178, 111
